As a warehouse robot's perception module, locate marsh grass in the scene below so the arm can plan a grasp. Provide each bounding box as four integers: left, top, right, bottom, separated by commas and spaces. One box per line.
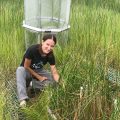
1, 0, 120, 119
50, 0, 120, 119
0, 84, 5, 120
22, 88, 52, 120
0, 0, 25, 69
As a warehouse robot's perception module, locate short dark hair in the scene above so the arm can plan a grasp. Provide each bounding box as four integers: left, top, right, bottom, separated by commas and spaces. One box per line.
43, 34, 57, 44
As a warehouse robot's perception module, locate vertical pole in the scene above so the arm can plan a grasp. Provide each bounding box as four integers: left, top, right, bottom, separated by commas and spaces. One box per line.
52, 0, 53, 20
37, 33, 42, 44
38, 0, 42, 28
25, 30, 29, 49
66, 0, 71, 25
58, 0, 61, 28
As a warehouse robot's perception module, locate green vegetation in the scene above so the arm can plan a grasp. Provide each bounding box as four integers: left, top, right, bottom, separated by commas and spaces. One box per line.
1, 0, 120, 119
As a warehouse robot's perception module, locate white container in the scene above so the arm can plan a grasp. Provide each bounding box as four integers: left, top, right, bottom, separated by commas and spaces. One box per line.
23, 0, 71, 32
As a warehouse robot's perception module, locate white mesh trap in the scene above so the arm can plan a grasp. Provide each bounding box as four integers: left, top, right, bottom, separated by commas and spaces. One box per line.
23, 0, 71, 33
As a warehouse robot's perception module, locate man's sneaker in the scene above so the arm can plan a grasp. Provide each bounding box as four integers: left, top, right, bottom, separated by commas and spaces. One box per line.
20, 100, 26, 108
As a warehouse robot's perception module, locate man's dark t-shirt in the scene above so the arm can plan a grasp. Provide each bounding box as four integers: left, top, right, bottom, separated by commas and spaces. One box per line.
20, 44, 55, 69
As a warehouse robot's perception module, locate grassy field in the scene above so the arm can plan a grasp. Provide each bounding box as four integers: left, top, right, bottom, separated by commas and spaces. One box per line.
1, 0, 120, 119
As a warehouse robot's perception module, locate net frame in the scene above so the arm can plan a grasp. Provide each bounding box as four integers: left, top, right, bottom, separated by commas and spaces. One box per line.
23, 0, 71, 33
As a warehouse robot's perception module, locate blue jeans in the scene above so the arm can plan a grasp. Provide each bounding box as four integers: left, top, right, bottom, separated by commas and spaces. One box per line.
16, 66, 55, 101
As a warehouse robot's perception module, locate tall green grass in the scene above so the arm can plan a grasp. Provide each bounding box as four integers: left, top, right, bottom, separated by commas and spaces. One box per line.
52, 0, 120, 119
0, 0, 25, 70
0, 85, 5, 120
1, 0, 120, 119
